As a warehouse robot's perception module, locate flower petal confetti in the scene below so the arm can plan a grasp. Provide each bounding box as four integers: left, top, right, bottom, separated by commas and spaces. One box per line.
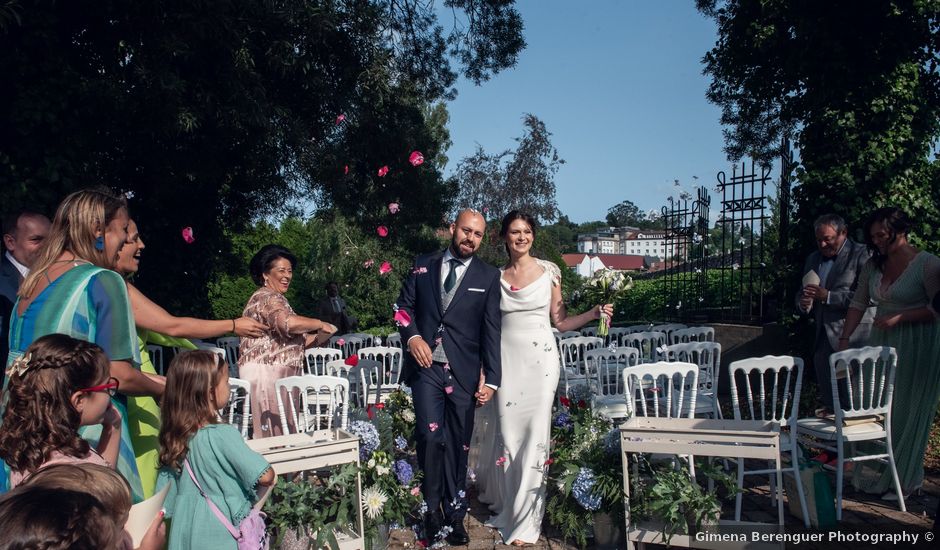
393, 309, 412, 328
495, 456, 507, 467
428, 422, 439, 432
181, 226, 195, 244
336, 113, 346, 124
337, 338, 345, 346
379, 261, 392, 275
463, 444, 470, 451
344, 165, 349, 175
445, 385, 454, 394
345, 355, 359, 367
409, 150, 425, 167
363, 259, 375, 268
377, 165, 389, 177
388, 202, 400, 214
377, 226, 389, 238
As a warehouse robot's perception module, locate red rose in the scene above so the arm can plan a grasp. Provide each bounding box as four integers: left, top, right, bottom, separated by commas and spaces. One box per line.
578, 399, 587, 409
559, 396, 571, 408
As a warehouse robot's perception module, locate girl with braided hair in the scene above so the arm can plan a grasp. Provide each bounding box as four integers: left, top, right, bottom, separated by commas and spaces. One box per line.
0, 334, 122, 487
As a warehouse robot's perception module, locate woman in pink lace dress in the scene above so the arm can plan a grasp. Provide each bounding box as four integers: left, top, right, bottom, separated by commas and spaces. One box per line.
237, 245, 337, 437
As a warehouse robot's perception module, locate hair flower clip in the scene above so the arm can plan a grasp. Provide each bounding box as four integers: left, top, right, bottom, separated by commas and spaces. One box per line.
6, 353, 33, 377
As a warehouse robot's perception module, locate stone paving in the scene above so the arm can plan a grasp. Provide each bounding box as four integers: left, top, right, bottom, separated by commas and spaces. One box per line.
387, 469, 938, 549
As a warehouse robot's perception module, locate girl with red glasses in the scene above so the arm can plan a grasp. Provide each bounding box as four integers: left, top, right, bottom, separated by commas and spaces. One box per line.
0, 334, 123, 488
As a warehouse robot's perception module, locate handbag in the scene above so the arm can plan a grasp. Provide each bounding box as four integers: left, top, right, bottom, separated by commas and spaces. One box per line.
184, 459, 269, 550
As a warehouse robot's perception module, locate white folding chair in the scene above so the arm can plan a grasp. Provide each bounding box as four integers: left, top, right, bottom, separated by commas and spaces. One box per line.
669, 326, 715, 345
557, 336, 604, 398
275, 375, 350, 434
624, 360, 699, 419
729, 355, 809, 527
220, 377, 251, 439
145, 344, 165, 375
553, 331, 581, 351
357, 359, 390, 407
348, 333, 375, 347
358, 347, 403, 405
585, 347, 640, 422
196, 344, 227, 365
663, 341, 722, 418
607, 326, 635, 347
333, 335, 366, 358
622, 331, 667, 364
624, 324, 654, 334
325, 359, 361, 408
386, 332, 403, 350
796, 346, 905, 519
580, 325, 599, 338
650, 323, 687, 343
305, 347, 343, 375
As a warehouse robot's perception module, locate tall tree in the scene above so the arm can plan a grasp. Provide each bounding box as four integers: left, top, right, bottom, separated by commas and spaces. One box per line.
449, 113, 563, 224
698, 0, 940, 253
0, 0, 525, 314
606, 199, 643, 227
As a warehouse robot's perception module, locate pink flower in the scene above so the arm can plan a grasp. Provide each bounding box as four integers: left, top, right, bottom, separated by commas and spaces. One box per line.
388, 202, 400, 214
181, 227, 195, 244
409, 150, 425, 167
344, 165, 349, 175
344, 355, 359, 367
363, 259, 375, 268
428, 422, 439, 432
377, 226, 389, 238
410, 486, 421, 496
393, 309, 412, 328
377, 165, 389, 177
379, 261, 392, 275
445, 386, 454, 394
495, 456, 507, 467
335, 113, 346, 124
463, 444, 470, 451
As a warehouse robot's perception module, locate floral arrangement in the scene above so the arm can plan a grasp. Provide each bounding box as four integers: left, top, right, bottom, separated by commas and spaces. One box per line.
581, 268, 634, 336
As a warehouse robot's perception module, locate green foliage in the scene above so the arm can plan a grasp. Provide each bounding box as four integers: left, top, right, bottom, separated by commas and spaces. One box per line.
0, 0, 525, 316
264, 463, 360, 549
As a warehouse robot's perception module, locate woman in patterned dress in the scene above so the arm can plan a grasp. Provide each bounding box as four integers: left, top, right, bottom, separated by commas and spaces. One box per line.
237, 245, 337, 437
839, 207, 940, 498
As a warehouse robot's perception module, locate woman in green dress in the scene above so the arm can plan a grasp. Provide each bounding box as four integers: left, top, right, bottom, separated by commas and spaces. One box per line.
839, 207, 940, 497
115, 218, 267, 497
4, 188, 164, 500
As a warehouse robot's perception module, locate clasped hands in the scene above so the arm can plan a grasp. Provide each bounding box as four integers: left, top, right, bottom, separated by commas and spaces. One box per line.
407, 337, 495, 406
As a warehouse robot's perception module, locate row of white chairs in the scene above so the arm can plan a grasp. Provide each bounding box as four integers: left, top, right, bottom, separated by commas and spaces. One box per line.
614, 346, 903, 525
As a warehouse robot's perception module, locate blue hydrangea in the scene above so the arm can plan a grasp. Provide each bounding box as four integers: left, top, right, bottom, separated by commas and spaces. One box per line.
572, 467, 602, 511
348, 420, 380, 459
603, 428, 621, 455
395, 435, 409, 451
394, 459, 414, 485
568, 384, 593, 404
553, 412, 572, 428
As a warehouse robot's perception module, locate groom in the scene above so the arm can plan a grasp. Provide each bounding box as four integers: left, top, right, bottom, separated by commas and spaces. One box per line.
396, 208, 502, 545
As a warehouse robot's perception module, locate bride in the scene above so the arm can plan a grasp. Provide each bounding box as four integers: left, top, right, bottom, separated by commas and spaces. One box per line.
476, 210, 612, 545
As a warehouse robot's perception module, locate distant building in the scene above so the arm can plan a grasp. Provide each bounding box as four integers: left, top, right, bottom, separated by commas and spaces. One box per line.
562, 253, 647, 277
576, 230, 620, 254
576, 226, 681, 261
620, 230, 667, 258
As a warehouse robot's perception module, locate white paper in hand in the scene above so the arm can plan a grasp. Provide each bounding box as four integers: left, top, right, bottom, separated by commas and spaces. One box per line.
125, 483, 169, 547
802, 270, 821, 287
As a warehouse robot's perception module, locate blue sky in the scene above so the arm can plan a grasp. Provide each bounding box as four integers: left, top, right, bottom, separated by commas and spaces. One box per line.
444, 0, 730, 224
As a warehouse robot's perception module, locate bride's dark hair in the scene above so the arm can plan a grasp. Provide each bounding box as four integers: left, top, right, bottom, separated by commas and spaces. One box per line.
499, 211, 539, 256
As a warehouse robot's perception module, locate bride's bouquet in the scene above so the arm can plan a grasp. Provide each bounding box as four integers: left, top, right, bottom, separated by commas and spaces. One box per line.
581, 268, 633, 337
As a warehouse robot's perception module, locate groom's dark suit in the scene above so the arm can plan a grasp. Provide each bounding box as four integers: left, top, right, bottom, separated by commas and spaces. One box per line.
396, 249, 501, 528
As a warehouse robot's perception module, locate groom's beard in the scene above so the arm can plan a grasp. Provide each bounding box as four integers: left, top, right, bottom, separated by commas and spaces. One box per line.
449, 239, 477, 259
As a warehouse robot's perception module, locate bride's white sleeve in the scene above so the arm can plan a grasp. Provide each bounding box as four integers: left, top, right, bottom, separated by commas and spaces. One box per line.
538, 259, 562, 288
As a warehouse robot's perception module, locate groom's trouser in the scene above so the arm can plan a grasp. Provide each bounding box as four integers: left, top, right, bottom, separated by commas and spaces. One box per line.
412, 361, 476, 523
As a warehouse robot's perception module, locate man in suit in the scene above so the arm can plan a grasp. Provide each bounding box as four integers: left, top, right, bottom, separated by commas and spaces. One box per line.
317, 282, 357, 334
395, 209, 501, 545
797, 213, 874, 414
1, 210, 51, 378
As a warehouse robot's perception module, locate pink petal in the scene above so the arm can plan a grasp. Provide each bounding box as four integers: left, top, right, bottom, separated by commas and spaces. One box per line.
445, 386, 454, 394
377, 165, 389, 177
443, 363, 450, 371
363, 259, 375, 268
181, 227, 195, 244
337, 338, 345, 346
388, 202, 400, 214
510, 285, 520, 292
393, 309, 412, 328
410, 486, 421, 496
344, 165, 349, 175
428, 422, 439, 432
377, 226, 389, 238
379, 261, 392, 275
463, 444, 470, 451
495, 456, 506, 466
335, 113, 346, 124
408, 151, 425, 167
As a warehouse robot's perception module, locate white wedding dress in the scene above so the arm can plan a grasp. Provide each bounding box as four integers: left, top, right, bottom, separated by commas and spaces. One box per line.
475, 259, 562, 544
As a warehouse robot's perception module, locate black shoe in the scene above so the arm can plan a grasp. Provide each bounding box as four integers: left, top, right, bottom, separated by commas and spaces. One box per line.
445, 521, 470, 546
424, 510, 444, 543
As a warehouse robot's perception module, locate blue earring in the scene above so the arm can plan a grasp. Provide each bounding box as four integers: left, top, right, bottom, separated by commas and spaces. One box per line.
95, 236, 105, 251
